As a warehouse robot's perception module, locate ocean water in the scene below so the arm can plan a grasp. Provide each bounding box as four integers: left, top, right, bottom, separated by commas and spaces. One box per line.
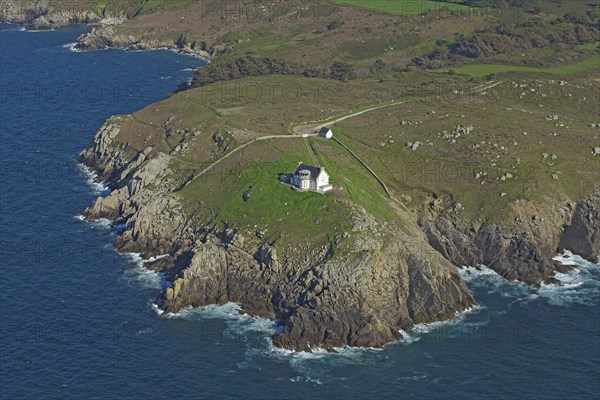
0, 24, 599, 399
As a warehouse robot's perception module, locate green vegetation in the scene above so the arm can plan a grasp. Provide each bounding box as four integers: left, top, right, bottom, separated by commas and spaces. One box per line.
174, 134, 400, 251
436, 55, 600, 77
178, 138, 347, 240
117, 63, 599, 230
78, 0, 599, 232
136, 0, 199, 14
333, 0, 473, 15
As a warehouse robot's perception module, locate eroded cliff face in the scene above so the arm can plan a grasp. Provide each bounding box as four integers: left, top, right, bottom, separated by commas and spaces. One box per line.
79, 118, 476, 351
418, 193, 600, 286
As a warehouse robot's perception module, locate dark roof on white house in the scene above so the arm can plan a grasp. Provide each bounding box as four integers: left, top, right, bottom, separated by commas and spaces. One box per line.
319, 127, 332, 134
294, 163, 322, 180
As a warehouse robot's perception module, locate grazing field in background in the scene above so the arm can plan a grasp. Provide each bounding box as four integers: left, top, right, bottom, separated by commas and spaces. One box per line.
333, 0, 474, 15
436, 55, 600, 77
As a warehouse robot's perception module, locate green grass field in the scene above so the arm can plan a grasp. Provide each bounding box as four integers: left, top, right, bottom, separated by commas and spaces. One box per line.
333, 0, 473, 15
435, 55, 600, 77
118, 64, 598, 231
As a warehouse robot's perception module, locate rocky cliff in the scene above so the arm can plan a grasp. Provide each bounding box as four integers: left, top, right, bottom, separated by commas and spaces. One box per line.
79, 117, 476, 351
559, 193, 600, 262
418, 193, 600, 286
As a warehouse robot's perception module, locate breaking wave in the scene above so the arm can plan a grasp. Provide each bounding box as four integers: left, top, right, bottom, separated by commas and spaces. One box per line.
121, 252, 169, 290
62, 43, 81, 52
23, 28, 55, 32
146, 251, 597, 377
400, 306, 486, 345
161, 302, 385, 372
77, 163, 109, 195
459, 251, 600, 307
538, 251, 600, 306
164, 302, 277, 341
75, 216, 112, 229
459, 265, 531, 298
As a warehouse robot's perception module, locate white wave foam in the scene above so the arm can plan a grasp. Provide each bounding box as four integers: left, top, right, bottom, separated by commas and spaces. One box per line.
23, 28, 55, 32
459, 265, 530, 298
553, 250, 599, 267
289, 376, 323, 385
410, 306, 483, 335
459, 252, 599, 307
270, 342, 385, 364
89, 217, 112, 229
62, 42, 81, 52
121, 252, 168, 290
396, 374, 428, 382
399, 329, 420, 344
166, 303, 273, 330
537, 251, 600, 306
459, 265, 502, 282
161, 302, 385, 365
145, 254, 169, 263
164, 302, 278, 351
151, 303, 164, 315
77, 163, 109, 194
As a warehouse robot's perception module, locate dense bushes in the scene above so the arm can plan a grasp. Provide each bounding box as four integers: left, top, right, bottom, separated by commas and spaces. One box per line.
412, 21, 600, 69
184, 56, 357, 90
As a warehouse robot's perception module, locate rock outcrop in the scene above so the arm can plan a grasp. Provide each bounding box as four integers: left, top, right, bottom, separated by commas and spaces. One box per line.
75, 25, 212, 59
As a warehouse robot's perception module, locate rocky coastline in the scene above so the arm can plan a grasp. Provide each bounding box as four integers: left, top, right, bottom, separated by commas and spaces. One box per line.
78, 118, 478, 351
8, 0, 598, 352
74, 25, 213, 59
419, 192, 600, 286
78, 116, 599, 352
0, 0, 103, 30
0, 0, 212, 58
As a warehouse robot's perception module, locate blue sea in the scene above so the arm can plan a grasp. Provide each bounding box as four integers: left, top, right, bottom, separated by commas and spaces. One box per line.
0, 24, 599, 399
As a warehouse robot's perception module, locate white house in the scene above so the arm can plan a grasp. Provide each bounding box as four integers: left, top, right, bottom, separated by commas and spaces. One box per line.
289, 163, 332, 193
319, 127, 333, 139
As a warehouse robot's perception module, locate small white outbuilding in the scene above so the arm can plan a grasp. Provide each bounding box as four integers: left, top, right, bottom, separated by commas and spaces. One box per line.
319, 127, 333, 139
